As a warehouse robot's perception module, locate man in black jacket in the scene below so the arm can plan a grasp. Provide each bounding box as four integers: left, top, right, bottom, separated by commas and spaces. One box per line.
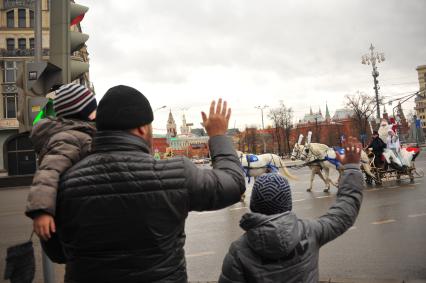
367, 130, 386, 167
56, 85, 246, 283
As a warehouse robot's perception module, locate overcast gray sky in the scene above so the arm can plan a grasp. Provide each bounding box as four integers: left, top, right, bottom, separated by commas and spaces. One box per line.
78, 0, 426, 134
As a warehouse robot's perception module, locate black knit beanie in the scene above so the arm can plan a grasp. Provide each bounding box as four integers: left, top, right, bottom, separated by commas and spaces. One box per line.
96, 85, 153, 131
250, 173, 292, 215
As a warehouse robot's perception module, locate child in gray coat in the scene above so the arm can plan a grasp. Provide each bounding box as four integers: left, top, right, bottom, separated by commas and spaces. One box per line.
25, 83, 97, 241
219, 137, 364, 283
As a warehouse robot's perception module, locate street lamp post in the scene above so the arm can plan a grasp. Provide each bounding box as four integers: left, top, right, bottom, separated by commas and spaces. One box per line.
255, 105, 269, 153
255, 105, 269, 130
362, 43, 385, 120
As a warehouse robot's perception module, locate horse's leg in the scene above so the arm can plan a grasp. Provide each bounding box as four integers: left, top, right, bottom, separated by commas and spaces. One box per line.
316, 167, 330, 192
325, 165, 339, 190
307, 166, 316, 192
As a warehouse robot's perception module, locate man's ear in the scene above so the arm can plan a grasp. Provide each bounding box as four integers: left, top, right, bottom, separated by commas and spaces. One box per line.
137, 125, 147, 136
137, 124, 150, 136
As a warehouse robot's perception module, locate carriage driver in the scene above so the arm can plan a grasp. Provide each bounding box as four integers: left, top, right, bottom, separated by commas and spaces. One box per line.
366, 130, 386, 167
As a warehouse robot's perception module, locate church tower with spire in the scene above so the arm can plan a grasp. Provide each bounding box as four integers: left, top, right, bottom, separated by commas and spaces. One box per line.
166, 110, 177, 137
180, 114, 190, 135
325, 102, 331, 122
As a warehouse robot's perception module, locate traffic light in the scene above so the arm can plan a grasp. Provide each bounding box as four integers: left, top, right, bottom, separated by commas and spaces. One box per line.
50, 0, 89, 84
16, 0, 90, 132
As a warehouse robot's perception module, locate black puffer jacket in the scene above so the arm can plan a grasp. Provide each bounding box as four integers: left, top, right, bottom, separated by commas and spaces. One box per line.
56, 131, 245, 283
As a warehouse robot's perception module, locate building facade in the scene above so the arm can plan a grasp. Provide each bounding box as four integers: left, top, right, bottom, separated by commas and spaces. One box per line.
415, 65, 426, 133
154, 110, 210, 159
0, 0, 91, 175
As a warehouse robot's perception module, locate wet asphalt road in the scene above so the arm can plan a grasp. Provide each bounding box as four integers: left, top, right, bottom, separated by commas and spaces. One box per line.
0, 155, 425, 282
186, 155, 426, 282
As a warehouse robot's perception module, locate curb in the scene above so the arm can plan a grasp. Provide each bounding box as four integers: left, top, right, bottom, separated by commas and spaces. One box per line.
0, 174, 33, 188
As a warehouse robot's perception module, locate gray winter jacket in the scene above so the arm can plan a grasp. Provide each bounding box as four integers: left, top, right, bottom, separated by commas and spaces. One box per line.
219, 164, 364, 283
25, 117, 96, 218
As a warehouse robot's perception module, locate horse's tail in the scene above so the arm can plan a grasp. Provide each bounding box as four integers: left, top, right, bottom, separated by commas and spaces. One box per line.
277, 156, 298, 181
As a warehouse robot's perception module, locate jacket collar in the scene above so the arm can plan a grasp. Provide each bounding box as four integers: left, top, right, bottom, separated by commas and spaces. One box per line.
92, 131, 151, 153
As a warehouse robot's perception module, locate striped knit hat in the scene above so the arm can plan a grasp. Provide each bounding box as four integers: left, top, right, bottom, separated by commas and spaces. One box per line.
53, 83, 97, 120
250, 173, 292, 215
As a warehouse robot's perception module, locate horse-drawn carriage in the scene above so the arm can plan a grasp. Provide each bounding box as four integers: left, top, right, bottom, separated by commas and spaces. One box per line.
364, 146, 423, 185
237, 130, 423, 192
290, 131, 423, 188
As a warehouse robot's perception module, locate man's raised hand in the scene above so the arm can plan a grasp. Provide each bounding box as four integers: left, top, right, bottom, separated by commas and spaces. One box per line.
201, 99, 231, 137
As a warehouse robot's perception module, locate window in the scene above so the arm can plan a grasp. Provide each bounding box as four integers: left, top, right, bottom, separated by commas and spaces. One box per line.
6, 38, 15, 51
18, 38, 26, 49
18, 9, 26, 28
4, 61, 17, 83
29, 10, 34, 28
3, 94, 17, 119
30, 38, 34, 49
7, 10, 14, 28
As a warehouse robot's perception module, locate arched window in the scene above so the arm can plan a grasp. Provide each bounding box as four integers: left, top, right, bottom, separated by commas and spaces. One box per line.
18, 38, 26, 49
29, 10, 34, 28
7, 10, 14, 28
18, 9, 26, 28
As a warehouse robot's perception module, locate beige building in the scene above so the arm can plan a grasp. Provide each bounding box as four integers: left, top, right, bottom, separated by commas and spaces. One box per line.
0, 0, 91, 175
415, 65, 426, 133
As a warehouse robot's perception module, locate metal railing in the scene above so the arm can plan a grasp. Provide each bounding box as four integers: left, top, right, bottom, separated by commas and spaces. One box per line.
0, 48, 49, 57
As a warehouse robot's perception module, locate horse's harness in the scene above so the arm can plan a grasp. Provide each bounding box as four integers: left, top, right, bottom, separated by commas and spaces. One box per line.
239, 153, 280, 183
300, 145, 342, 170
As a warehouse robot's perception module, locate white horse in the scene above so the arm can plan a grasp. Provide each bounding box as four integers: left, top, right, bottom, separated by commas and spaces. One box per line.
236, 150, 295, 181
291, 133, 375, 192
291, 142, 339, 192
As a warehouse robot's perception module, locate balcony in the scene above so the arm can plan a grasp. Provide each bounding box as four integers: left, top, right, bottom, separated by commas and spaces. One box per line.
0, 119, 19, 129
3, 0, 35, 10
0, 48, 49, 58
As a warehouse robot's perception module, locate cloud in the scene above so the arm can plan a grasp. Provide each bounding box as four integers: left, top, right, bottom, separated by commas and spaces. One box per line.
78, 0, 426, 131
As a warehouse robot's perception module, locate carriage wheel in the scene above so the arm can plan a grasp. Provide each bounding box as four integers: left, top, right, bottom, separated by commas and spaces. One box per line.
396, 173, 401, 184
375, 170, 382, 186
409, 168, 415, 183
366, 175, 373, 186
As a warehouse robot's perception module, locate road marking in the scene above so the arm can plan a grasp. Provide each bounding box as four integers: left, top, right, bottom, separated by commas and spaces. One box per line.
186, 251, 215, 258
230, 207, 248, 211
293, 199, 306, 202
366, 188, 380, 192
387, 186, 399, 189
348, 226, 357, 231
408, 213, 426, 218
371, 219, 396, 225
316, 196, 331, 199
402, 186, 416, 189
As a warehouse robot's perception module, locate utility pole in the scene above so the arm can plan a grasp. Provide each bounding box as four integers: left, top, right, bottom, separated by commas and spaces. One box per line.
255, 105, 269, 129
362, 43, 385, 120
34, 0, 42, 62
